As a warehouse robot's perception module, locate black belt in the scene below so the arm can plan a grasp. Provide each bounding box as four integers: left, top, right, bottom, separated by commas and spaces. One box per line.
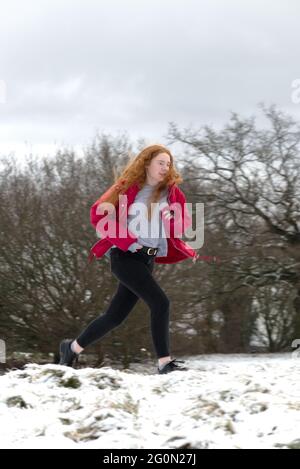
138, 246, 158, 256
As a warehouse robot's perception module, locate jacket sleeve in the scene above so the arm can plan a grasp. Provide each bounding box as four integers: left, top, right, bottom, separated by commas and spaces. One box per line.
90, 183, 117, 228
161, 188, 193, 238
90, 184, 138, 251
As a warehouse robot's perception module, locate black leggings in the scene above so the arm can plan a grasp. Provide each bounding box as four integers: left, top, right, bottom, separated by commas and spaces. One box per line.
76, 248, 170, 358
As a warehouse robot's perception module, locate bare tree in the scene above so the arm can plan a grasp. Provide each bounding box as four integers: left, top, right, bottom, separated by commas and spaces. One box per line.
0, 134, 133, 361
165, 104, 300, 347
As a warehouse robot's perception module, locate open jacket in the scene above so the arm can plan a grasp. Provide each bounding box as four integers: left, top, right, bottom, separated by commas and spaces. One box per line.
88, 181, 200, 264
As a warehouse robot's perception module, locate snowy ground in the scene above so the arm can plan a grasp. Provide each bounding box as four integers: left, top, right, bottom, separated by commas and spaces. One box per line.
0, 354, 299, 449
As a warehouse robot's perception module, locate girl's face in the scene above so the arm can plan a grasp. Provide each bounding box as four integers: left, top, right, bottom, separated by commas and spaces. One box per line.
146, 152, 171, 185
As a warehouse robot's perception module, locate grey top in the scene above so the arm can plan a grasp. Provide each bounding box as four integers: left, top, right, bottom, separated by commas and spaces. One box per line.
104, 183, 168, 259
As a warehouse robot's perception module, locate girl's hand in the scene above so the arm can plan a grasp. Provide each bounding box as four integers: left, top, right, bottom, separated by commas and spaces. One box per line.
162, 207, 174, 220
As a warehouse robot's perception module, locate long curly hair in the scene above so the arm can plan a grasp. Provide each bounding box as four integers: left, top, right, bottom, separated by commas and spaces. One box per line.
98, 144, 183, 221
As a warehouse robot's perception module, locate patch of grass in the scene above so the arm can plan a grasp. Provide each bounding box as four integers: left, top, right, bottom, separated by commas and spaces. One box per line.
41, 369, 65, 379
59, 397, 83, 412
275, 440, 300, 449
185, 398, 225, 420
225, 419, 236, 434
59, 418, 73, 425
249, 402, 268, 414
287, 440, 300, 449
64, 426, 100, 442
152, 384, 169, 395
94, 375, 122, 390
59, 376, 81, 389
16, 373, 29, 379
110, 394, 139, 416
6, 396, 30, 409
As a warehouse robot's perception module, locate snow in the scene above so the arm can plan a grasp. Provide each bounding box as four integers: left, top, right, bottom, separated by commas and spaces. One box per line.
0, 354, 299, 449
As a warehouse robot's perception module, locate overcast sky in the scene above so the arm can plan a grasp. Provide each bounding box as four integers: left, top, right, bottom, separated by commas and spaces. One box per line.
1, 0, 300, 160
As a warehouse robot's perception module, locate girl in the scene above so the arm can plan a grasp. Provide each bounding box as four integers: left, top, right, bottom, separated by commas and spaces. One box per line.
59, 144, 199, 374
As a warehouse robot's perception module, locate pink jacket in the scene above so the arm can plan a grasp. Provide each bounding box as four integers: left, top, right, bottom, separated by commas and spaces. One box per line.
88, 181, 200, 264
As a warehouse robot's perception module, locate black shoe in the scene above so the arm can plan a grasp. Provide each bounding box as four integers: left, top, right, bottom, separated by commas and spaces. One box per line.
157, 358, 187, 374
59, 339, 79, 367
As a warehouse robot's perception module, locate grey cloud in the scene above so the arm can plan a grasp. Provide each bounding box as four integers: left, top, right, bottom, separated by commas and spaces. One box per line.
0, 0, 300, 158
